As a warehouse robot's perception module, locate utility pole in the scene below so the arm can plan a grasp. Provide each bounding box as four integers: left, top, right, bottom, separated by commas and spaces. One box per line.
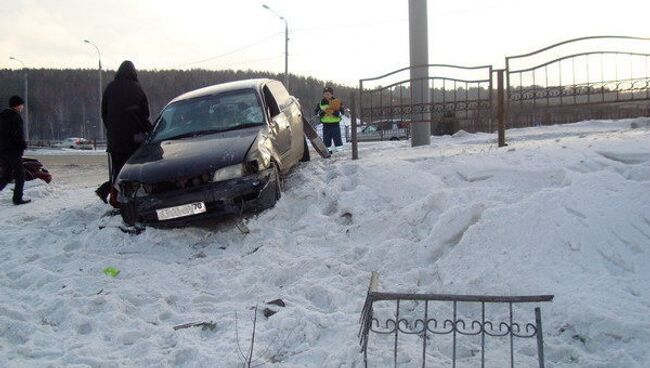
9, 57, 29, 142
263, 4, 289, 90
409, 0, 431, 147
84, 39, 104, 140
81, 103, 87, 138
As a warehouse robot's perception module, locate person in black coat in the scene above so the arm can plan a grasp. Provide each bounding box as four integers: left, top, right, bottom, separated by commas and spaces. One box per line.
95, 61, 152, 204
0, 96, 30, 205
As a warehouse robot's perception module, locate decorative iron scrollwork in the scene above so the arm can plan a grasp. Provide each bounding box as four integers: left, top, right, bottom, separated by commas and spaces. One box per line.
509, 77, 650, 105
370, 317, 538, 338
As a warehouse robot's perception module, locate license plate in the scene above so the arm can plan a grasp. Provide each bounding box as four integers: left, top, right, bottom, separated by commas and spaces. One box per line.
156, 202, 207, 221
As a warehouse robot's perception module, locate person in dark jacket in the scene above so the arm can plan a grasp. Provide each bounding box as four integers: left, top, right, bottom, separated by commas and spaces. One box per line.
95, 61, 152, 204
314, 86, 344, 152
0, 96, 30, 205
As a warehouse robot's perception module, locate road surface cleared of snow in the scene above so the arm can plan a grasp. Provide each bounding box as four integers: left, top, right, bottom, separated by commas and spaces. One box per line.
1, 119, 649, 367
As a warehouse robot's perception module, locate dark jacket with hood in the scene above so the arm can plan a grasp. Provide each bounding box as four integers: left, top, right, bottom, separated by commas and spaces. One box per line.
102, 61, 152, 153
0, 108, 27, 156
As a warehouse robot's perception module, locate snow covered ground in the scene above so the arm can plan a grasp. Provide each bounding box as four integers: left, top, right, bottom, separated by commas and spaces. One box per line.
1, 118, 649, 367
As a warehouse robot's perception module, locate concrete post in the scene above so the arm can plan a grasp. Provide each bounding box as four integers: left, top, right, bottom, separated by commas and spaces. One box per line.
497, 69, 506, 147
350, 92, 358, 160
409, 0, 431, 147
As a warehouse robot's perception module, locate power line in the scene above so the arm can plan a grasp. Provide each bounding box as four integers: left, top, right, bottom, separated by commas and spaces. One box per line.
227, 54, 285, 68
167, 32, 282, 68
292, 19, 407, 33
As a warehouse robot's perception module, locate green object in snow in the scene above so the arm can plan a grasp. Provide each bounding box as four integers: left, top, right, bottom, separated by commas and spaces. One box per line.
103, 267, 120, 277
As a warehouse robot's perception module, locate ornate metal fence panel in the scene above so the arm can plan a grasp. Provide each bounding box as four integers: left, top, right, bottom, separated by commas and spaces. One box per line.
359, 272, 554, 368
357, 64, 493, 142
506, 36, 650, 128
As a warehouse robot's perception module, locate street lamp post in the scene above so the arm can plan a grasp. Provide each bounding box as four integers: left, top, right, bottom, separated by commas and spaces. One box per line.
84, 39, 104, 140
263, 4, 289, 90
9, 57, 29, 142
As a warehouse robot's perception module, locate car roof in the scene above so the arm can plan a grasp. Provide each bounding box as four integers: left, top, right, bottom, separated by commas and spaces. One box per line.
169, 79, 276, 104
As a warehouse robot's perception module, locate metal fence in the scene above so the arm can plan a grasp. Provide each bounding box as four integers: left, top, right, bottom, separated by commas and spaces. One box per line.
505, 36, 650, 127
359, 272, 554, 368
357, 64, 494, 138
350, 35, 650, 159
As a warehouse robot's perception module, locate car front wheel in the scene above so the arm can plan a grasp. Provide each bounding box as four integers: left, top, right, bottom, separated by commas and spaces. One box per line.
258, 163, 282, 210
272, 163, 282, 200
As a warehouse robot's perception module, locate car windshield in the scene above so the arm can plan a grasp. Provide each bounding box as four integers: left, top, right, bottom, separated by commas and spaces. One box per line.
149, 89, 265, 142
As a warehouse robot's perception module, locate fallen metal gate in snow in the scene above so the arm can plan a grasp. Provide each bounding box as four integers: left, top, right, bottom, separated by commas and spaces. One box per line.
359, 272, 554, 367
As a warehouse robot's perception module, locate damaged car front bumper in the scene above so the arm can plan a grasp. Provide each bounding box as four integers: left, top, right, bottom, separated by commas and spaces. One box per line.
122, 168, 275, 224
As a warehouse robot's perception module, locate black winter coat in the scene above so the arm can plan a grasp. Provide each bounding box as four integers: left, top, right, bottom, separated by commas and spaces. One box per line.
102, 61, 152, 153
0, 108, 27, 156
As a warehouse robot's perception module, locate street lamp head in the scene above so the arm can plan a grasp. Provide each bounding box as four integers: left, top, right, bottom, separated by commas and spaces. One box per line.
84, 39, 90, 43
9, 56, 26, 68
262, 4, 286, 21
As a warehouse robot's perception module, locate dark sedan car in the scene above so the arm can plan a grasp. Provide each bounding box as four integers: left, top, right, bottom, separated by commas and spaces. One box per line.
116, 79, 308, 225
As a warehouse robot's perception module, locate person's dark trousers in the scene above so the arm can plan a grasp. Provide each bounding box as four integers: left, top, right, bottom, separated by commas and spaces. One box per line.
322, 123, 343, 148
109, 151, 133, 182
2, 153, 25, 203
95, 151, 134, 203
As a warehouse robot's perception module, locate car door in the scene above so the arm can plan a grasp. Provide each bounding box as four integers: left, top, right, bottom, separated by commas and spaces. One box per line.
263, 85, 292, 163
268, 81, 304, 163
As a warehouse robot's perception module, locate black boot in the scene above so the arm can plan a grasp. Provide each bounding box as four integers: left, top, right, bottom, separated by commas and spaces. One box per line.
95, 181, 110, 203
13, 198, 31, 205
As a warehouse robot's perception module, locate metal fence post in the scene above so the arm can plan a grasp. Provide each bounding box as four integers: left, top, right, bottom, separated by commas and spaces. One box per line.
351, 91, 359, 160
535, 307, 546, 368
497, 69, 507, 147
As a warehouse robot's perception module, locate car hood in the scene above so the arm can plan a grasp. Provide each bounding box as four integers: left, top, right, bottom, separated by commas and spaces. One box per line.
118, 127, 260, 183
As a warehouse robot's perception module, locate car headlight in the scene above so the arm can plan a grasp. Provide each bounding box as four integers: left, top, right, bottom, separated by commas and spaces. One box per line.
212, 164, 245, 183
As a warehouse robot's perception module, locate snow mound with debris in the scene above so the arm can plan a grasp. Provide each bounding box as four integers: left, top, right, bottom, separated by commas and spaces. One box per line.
1, 118, 649, 367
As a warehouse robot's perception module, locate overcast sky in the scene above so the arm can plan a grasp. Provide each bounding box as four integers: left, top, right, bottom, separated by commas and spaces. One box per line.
1, 0, 649, 86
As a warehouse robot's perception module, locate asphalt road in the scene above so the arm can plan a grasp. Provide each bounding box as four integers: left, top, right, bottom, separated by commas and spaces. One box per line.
25, 151, 108, 188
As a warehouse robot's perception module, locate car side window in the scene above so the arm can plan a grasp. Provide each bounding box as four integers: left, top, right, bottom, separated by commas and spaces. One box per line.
262, 86, 281, 118
267, 81, 291, 110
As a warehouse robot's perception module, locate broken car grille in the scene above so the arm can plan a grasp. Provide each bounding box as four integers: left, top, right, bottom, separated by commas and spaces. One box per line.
149, 173, 213, 195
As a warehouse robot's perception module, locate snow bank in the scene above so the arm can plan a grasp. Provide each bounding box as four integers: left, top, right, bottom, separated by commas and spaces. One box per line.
1, 118, 649, 367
